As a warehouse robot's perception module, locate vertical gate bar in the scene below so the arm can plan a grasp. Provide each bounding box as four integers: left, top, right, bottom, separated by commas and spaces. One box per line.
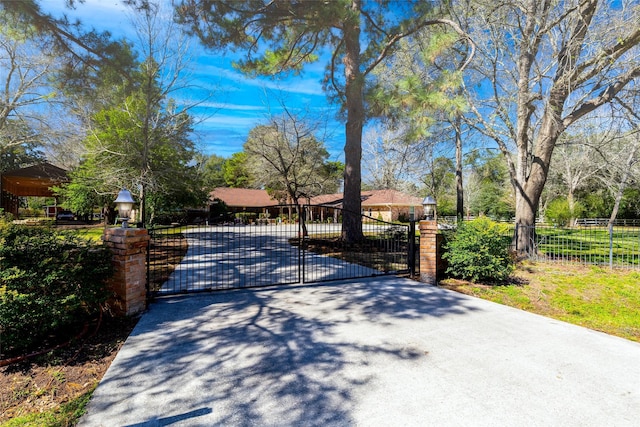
174, 226, 178, 292
215, 224, 220, 290
175, 226, 179, 292
209, 222, 213, 290
248, 222, 253, 288
203, 223, 207, 290
186, 225, 191, 292
300, 205, 305, 283
408, 221, 416, 276
238, 223, 242, 288
179, 225, 184, 292
146, 228, 152, 299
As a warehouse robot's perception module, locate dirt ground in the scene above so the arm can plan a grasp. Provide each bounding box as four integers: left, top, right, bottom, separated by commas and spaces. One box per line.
0, 315, 138, 423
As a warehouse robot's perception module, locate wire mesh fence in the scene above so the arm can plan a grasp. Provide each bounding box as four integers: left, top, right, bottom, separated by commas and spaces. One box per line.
515, 224, 640, 269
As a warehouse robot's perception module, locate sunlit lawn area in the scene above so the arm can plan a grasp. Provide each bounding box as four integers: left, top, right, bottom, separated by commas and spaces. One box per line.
74, 226, 105, 242
73, 225, 182, 242
515, 226, 640, 266
440, 262, 640, 342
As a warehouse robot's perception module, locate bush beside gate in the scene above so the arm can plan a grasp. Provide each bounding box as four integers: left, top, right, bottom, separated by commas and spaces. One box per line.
0, 217, 113, 356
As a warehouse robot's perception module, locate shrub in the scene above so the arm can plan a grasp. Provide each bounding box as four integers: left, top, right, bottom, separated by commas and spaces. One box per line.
442, 217, 514, 283
545, 198, 584, 227
235, 212, 257, 224
152, 210, 187, 225
0, 220, 113, 354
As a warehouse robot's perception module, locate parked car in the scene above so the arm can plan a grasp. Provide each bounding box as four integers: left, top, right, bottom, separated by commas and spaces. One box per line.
56, 210, 75, 220
209, 212, 235, 225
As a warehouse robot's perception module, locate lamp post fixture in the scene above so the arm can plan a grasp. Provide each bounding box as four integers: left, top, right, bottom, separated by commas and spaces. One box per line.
422, 196, 436, 220
114, 188, 135, 228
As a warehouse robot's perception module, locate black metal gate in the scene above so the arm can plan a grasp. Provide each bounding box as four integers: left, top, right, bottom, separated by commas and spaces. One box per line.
147, 205, 415, 296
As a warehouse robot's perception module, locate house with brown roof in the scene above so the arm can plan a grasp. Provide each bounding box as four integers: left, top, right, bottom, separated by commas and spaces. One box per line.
308, 189, 424, 222
210, 187, 424, 223
209, 187, 283, 221
211, 187, 280, 209
361, 189, 425, 222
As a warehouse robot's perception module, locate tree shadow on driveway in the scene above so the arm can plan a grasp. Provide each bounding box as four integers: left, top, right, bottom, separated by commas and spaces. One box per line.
81, 278, 480, 426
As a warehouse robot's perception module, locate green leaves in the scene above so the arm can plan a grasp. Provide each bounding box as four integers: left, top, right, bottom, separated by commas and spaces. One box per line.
443, 217, 515, 283
222, 152, 252, 188
0, 219, 112, 354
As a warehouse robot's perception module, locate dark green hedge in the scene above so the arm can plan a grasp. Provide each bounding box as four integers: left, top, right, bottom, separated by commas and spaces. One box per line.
0, 219, 113, 355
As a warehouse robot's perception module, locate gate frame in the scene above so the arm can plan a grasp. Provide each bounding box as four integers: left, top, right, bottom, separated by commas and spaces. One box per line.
147, 204, 417, 296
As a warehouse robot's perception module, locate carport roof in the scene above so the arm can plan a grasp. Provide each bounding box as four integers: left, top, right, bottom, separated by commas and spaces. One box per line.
1, 162, 68, 197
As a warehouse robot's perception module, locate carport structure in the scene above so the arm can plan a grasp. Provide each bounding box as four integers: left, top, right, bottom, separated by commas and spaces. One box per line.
0, 162, 68, 217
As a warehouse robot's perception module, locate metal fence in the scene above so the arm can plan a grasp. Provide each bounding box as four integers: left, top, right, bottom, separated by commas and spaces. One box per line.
147, 205, 414, 295
515, 224, 640, 269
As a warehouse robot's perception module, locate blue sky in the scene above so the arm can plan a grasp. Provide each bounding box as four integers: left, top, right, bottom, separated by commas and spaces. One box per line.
40, 0, 345, 160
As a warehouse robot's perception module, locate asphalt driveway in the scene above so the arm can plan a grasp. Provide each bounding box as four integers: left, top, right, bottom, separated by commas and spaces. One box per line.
79, 276, 640, 426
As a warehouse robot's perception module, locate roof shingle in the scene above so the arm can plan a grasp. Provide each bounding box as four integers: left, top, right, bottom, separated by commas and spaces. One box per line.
211, 188, 423, 208
210, 188, 279, 208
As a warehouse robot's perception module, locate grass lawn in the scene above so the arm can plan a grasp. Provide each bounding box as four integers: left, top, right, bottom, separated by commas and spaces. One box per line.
74, 227, 105, 242
439, 262, 640, 342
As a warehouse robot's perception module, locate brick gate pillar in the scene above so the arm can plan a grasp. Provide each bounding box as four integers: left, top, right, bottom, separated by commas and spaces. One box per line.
419, 220, 438, 285
102, 228, 150, 316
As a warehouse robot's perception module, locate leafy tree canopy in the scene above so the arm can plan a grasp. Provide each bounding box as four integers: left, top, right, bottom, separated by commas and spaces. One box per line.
174, 0, 473, 241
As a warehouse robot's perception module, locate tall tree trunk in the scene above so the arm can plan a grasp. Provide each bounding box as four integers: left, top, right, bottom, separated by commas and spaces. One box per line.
454, 116, 464, 219
341, 0, 364, 242
567, 188, 576, 227
514, 114, 560, 254
609, 146, 638, 228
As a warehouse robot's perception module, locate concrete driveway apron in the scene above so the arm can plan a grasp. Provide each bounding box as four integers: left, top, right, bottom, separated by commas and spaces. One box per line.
79, 276, 640, 427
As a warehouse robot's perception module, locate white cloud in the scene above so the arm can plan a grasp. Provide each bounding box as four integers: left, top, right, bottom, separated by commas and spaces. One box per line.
196, 115, 263, 130
194, 64, 325, 97
194, 102, 266, 112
